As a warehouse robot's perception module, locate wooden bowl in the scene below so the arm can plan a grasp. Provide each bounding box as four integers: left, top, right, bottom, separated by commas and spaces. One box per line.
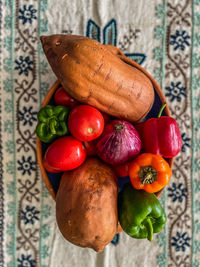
36, 60, 174, 201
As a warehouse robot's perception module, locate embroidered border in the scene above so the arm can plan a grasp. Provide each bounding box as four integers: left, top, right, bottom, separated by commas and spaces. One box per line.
3, 0, 18, 266
154, 2, 168, 267
38, 1, 53, 266
191, 0, 195, 262
164, 1, 192, 266
14, 0, 41, 265
191, 0, 200, 266
11, 1, 17, 264
0, 0, 4, 265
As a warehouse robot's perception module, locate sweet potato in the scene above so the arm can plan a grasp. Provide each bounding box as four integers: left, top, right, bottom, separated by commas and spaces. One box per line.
56, 158, 118, 252
40, 34, 154, 122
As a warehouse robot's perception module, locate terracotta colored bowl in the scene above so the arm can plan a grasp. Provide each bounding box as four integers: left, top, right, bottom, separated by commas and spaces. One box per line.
36, 60, 174, 201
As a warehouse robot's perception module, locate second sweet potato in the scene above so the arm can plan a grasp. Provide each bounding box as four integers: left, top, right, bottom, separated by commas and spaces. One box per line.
56, 157, 118, 252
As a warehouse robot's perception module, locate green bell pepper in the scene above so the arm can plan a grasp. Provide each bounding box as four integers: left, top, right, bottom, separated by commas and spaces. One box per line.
36, 105, 69, 143
118, 183, 166, 241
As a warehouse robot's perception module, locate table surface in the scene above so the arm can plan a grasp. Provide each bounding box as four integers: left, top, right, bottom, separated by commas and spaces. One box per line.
1, 0, 200, 266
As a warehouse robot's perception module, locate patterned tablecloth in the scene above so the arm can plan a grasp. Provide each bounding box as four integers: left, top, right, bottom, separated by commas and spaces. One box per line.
1, 0, 200, 266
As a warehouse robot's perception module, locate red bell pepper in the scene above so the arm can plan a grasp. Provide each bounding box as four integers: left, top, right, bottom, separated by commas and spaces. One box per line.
137, 104, 182, 158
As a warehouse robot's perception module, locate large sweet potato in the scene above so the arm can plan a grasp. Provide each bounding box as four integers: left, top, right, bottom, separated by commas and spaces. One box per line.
40, 34, 154, 122
56, 158, 118, 252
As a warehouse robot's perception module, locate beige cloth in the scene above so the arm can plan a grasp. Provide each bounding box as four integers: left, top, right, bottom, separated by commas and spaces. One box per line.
1, 0, 199, 266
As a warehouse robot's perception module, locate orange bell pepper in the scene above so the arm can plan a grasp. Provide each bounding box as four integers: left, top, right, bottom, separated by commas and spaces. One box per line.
129, 153, 172, 193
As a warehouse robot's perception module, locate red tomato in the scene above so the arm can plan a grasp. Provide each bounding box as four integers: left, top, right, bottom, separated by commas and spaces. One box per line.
114, 162, 130, 177
102, 112, 110, 123
68, 105, 104, 142
54, 87, 78, 108
44, 136, 86, 171
43, 157, 61, 173
83, 140, 98, 156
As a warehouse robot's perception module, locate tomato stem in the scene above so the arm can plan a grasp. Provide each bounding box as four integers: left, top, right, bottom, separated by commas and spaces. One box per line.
88, 127, 93, 133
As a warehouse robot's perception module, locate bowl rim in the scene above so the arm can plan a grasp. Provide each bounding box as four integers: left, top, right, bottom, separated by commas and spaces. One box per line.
36, 80, 60, 200
36, 64, 174, 201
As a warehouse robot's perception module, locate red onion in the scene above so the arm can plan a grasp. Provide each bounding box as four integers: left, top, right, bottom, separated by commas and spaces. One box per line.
96, 120, 142, 165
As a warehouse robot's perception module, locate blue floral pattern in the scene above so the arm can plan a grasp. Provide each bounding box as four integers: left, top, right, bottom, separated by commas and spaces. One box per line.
168, 183, 187, 202
18, 5, 37, 25
111, 234, 119, 245
171, 232, 190, 252
86, 19, 146, 65
170, 30, 190, 50
15, 56, 33, 76
86, 19, 100, 42
17, 254, 36, 267
18, 106, 37, 126
165, 81, 186, 102
125, 53, 146, 65
103, 19, 117, 45
21, 206, 40, 225
17, 156, 36, 176
181, 133, 191, 152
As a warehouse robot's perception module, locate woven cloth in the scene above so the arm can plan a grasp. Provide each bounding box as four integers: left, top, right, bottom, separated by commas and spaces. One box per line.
1, 0, 200, 266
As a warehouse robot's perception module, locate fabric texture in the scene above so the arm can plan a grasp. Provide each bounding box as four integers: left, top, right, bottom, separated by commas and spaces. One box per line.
0, 0, 200, 266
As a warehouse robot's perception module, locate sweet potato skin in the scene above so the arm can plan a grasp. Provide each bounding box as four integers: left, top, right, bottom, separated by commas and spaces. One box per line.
56, 158, 118, 252
41, 34, 154, 122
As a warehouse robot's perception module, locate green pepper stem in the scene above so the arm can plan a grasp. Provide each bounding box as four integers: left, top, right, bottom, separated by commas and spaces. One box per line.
157, 103, 167, 118
146, 218, 153, 242
50, 119, 57, 134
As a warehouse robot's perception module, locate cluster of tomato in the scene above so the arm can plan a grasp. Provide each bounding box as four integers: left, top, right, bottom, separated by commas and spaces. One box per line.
42, 86, 108, 173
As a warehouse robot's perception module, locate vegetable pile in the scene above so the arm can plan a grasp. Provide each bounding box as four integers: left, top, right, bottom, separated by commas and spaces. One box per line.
37, 34, 182, 252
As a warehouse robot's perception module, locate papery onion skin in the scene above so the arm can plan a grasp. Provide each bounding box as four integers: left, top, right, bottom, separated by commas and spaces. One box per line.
96, 120, 142, 165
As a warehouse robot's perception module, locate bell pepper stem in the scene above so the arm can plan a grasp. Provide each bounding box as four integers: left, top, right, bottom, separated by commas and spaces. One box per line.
143, 173, 153, 184
157, 103, 167, 118
145, 218, 153, 241
139, 166, 157, 184
49, 119, 57, 134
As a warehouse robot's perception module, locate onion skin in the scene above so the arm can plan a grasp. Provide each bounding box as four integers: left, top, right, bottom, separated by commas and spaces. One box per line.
96, 120, 142, 165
